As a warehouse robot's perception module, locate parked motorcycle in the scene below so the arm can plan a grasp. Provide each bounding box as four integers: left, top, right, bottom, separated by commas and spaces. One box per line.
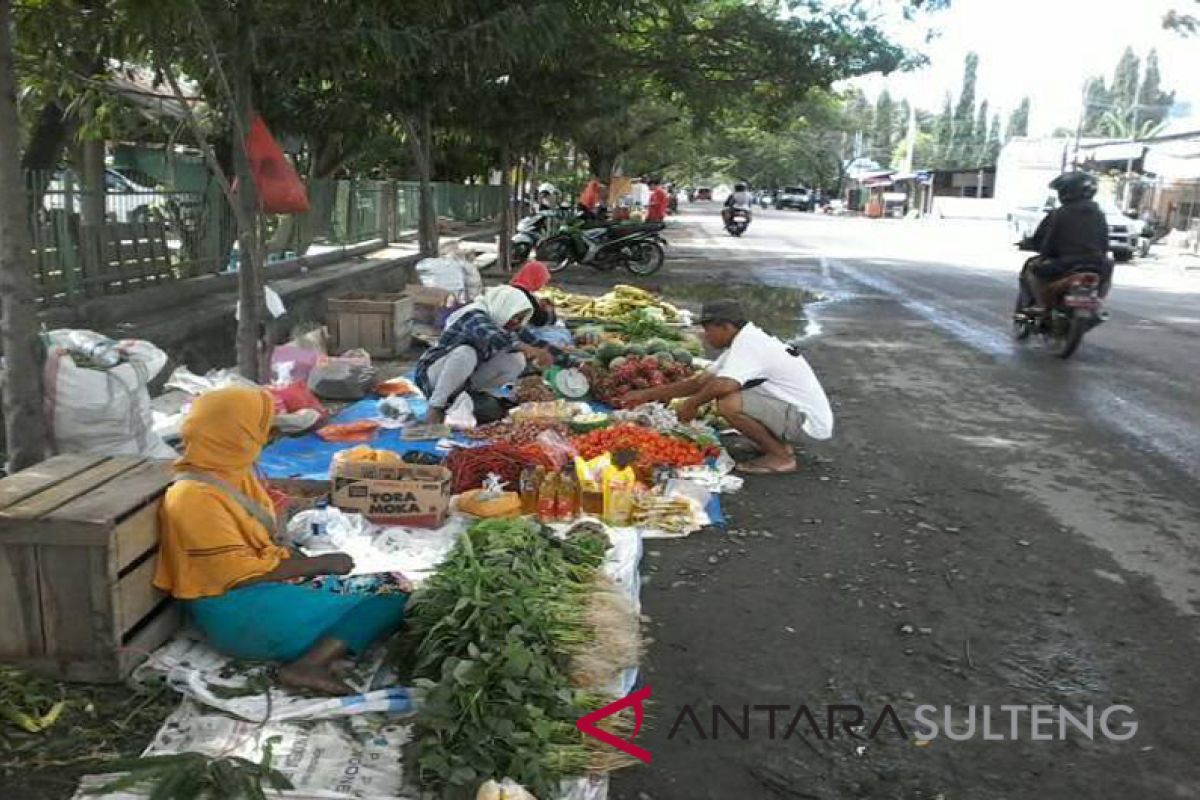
1012, 267, 1108, 359
535, 220, 666, 276
511, 209, 560, 263
725, 209, 751, 237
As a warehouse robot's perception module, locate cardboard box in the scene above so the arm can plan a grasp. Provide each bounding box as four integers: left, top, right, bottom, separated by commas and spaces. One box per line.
405, 284, 456, 328
331, 459, 452, 528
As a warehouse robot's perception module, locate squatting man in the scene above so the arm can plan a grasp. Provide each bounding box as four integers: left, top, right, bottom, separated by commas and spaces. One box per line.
623, 299, 833, 474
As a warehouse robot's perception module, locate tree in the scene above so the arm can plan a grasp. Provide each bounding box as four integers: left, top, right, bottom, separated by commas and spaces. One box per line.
1137, 49, 1175, 126
1007, 97, 1031, 139
873, 90, 896, 167
1082, 76, 1111, 136
951, 53, 979, 165
0, 0, 50, 471
935, 93, 953, 166
986, 114, 1002, 164
972, 99, 989, 164
1111, 47, 1141, 111
1164, 2, 1199, 33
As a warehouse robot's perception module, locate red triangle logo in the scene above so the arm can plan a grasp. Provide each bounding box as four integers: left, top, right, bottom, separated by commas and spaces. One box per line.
576, 685, 652, 763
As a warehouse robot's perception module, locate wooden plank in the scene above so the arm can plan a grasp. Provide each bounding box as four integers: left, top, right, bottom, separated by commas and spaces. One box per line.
0, 458, 141, 526
0, 454, 109, 512
112, 501, 163, 572
47, 459, 172, 527
118, 602, 181, 680
0, 545, 44, 657
116, 554, 165, 638
38, 546, 111, 659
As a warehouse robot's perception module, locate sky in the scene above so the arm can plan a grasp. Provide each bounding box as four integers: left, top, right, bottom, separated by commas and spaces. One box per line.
848, 0, 1200, 136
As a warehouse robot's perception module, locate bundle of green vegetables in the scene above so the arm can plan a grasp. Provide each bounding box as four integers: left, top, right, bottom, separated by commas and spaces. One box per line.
396, 519, 641, 799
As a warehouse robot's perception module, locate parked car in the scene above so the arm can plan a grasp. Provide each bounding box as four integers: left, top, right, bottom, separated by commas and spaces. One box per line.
774, 186, 813, 211
1008, 195, 1142, 262
42, 168, 173, 224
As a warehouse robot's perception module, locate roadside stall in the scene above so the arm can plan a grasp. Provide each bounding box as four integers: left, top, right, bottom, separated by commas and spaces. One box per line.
34, 281, 740, 800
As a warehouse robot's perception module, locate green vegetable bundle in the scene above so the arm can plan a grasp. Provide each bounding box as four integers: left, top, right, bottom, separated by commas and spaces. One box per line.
395, 519, 640, 799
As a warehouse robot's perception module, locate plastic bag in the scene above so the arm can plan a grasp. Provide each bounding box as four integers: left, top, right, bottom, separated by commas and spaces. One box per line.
267, 381, 327, 419
445, 392, 476, 429
43, 330, 176, 458
534, 428, 577, 469
285, 506, 375, 549
244, 115, 309, 214
377, 396, 413, 425
307, 359, 377, 400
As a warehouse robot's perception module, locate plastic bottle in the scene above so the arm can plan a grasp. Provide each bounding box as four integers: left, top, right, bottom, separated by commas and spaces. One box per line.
555, 467, 579, 522
519, 466, 540, 516
602, 450, 638, 526
537, 471, 559, 523
308, 499, 330, 546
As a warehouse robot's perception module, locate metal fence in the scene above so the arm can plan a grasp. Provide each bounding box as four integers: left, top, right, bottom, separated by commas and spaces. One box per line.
23, 172, 506, 307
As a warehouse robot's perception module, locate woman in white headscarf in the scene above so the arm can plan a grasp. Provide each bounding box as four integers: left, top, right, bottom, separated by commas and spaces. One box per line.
416, 285, 552, 424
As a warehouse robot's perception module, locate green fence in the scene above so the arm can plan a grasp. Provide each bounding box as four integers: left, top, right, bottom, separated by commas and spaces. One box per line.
24, 172, 506, 307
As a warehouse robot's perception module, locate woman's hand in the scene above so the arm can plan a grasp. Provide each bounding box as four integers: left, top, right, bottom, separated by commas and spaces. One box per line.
312, 552, 355, 575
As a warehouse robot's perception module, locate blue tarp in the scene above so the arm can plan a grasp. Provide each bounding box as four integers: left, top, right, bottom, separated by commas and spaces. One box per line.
259, 394, 724, 525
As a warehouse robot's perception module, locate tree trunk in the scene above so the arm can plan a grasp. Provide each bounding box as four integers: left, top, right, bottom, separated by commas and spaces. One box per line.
497, 140, 512, 272
231, 8, 263, 381
415, 106, 438, 257
0, 0, 50, 471
80, 134, 106, 226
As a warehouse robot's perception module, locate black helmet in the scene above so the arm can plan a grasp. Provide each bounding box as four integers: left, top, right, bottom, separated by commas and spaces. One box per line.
734, 183, 747, 192
1050, 172, 1098, 203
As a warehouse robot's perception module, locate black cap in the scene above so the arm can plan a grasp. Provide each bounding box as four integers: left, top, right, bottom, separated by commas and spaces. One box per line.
698, 299, 747, 325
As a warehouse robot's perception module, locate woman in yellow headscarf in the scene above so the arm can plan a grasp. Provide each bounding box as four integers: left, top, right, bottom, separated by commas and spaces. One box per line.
154, 387, 408, 695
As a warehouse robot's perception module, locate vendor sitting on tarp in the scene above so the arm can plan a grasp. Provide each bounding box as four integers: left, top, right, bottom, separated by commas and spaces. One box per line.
418, 285, 553, 425
510, 260, 574, 352
622, 299, 834, 475
154, 387, 410, 695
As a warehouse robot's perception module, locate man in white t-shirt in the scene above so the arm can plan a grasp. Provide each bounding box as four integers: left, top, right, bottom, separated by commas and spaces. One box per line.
622, 299, 833, 474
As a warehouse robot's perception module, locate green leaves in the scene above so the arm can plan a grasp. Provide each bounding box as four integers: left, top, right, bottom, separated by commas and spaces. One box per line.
86, 751, 294, 800
398, 518, 621, 796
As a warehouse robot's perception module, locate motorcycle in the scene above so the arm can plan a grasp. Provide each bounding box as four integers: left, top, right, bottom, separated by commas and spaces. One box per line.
1012, 265, 1108, 359
511, 209, 560, 263
724, 209, 751, 237
535, 220, 666, 276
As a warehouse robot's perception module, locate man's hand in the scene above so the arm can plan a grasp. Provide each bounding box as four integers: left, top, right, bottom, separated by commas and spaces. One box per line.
520, 344, 554, 369
314, 553, 355, 575
622, 389, 655, 408
677, 397, 701, 423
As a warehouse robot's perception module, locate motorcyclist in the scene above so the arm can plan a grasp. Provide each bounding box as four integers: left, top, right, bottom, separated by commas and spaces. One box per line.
1017, 172, 1111, 316
723, 183, 753, 227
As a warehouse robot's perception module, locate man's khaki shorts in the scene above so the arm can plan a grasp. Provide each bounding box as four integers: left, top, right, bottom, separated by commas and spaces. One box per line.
740, 385, 806, 444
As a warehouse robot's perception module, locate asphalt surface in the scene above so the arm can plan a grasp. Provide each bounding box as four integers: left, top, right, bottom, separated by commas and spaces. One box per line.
602, 205, 1200, 800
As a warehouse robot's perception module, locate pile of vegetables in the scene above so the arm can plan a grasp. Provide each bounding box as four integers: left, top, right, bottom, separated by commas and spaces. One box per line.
582, 353, 695, 408
543, 284, 682, 324
466, 419, 568, 447
571, 423, 707, 474
397, 519, 640, 798
444, 443, 555, 493
515, 375, 556, 404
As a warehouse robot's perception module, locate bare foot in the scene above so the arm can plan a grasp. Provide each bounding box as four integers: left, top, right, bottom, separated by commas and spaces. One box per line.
737, 454, 798, 475
425, 407, 446, 425
278, 663, 356, 696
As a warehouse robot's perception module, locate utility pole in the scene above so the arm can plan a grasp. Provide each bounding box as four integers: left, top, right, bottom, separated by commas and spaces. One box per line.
1123, 104, 1141, 212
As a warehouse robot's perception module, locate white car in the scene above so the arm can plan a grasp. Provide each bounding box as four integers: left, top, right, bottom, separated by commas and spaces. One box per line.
42, 168, 171, 224
1008, 195, 1142, 262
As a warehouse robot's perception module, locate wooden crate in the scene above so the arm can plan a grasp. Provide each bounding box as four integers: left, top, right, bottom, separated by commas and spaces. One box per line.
328, 291, 414, 358
0, 454, 178, 683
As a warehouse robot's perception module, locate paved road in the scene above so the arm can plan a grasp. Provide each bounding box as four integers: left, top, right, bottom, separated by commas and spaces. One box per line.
604, 205, 1200, 799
